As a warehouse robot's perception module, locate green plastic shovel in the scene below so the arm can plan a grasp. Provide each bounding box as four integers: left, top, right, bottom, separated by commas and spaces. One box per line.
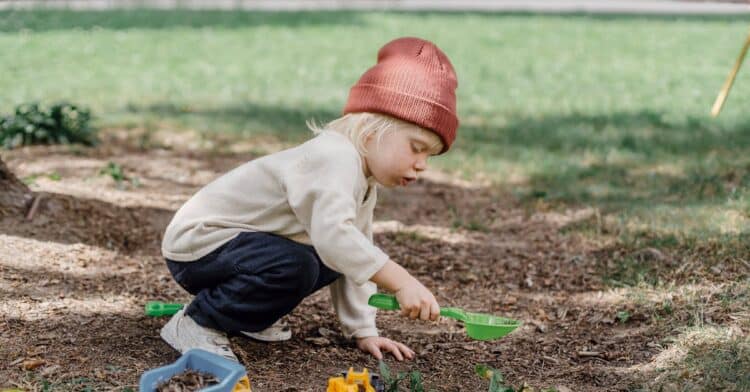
368, 293, 521, 341
145, 301, 184, 317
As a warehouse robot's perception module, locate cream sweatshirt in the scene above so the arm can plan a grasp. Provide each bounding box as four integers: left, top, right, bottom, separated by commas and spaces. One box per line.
161, 131, 389, 338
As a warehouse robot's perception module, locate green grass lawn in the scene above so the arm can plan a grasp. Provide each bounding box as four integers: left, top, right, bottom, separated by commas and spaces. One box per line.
1, 10, 749, 388
2, 8, 748, 265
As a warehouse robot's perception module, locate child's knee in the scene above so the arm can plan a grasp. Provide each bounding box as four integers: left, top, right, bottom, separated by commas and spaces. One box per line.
293, 255, 321, 294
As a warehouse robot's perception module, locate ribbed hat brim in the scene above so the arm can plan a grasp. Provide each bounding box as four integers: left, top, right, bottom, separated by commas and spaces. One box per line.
343, 84, 458, 154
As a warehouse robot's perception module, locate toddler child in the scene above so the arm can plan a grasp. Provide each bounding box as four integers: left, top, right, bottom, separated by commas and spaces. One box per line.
160, 36, 459, 362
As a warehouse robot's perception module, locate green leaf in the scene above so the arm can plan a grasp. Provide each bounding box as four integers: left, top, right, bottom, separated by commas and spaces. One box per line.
378, 360, 392, 383
409, 371, 425, 392
379, 360, 404, 392
617, 310, 631, 324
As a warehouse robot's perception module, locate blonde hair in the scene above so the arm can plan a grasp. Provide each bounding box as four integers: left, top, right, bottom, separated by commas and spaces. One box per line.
307, 112, 443, 156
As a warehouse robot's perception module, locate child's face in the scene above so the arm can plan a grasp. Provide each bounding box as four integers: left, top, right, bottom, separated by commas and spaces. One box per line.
363, 125, 442, 188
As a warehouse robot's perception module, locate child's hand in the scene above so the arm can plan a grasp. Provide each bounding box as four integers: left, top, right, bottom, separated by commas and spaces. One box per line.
394, 279, 440, 321
356, 336, 415, 361
370, 260, 440, 321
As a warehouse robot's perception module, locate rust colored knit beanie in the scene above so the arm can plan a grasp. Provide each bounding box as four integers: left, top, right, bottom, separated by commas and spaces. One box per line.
343, 37, 459, 153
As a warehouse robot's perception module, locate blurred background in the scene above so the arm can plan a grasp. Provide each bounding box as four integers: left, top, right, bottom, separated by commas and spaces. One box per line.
3, 0, 750, 229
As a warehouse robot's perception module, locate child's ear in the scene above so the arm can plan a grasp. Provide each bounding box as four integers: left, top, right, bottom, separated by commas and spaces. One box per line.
363, 131, 376, 146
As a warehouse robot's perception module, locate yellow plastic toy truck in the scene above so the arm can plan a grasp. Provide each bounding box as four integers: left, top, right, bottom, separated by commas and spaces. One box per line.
327, 368, 384, 392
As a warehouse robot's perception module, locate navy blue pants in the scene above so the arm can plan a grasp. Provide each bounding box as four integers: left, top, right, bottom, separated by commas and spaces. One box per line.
166, 231, 341, 334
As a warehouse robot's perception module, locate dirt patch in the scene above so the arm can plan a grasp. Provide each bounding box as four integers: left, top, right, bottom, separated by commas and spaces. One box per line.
156, 369, 219, 392
0, 131, 735, 391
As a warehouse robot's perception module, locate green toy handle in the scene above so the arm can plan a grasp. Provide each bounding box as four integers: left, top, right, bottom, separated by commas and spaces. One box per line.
367, 294, 467, 321
145, 301, 184, 317
368, 293, 401, 310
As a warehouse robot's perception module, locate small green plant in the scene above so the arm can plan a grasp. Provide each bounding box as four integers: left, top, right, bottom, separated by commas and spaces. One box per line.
100, 161, 126, 183
475, 365, 559, 391
379, 360, 407, 392
100, 161, 140, 188
21, 172, 62, 185
0, 102, 96, 148
662, 299, 674, 315
379, 360, 432, 392
22, 174, 39, 186
409, 371, 425, 392
466, 219, 489, 232
617, 310, 631, 324
475, 364, 514, 392
602, 255, 661, 288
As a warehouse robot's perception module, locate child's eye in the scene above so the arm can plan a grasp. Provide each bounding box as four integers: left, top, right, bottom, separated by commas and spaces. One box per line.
411, 143, 423, 153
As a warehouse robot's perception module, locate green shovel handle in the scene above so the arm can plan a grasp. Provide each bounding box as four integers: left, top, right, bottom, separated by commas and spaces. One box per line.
145, 301, 184, 317
367, 293, 467, 321
368, 293, 401, 310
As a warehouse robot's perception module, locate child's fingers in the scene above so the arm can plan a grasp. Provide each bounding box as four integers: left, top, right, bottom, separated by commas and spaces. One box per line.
368, 344, 384, 360
384, 342, 404, 361
408, 307, 420, 319
419, 304, 430, 321
394, 341, 414, 359
429, 301, 440, 321
400, 305, 417, 318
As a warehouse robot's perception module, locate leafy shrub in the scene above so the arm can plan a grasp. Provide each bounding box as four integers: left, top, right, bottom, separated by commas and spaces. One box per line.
0, 102, 96, 148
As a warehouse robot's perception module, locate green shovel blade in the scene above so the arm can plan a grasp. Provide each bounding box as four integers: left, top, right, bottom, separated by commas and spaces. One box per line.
145, 301, 184, 317
368, 293, 521, 341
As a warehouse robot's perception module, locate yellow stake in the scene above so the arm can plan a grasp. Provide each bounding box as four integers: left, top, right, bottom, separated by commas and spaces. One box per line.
711, 29, 750, 117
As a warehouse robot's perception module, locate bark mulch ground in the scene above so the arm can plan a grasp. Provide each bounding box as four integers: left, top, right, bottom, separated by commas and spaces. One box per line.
0, 130, 726, 391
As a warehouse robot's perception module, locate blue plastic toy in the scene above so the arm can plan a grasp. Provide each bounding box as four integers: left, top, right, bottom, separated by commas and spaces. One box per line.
139, 349, 251, 392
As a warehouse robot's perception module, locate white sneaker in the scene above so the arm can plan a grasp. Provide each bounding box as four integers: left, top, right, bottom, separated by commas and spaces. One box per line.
160, 308, 238, 362
241, 319, 292, 342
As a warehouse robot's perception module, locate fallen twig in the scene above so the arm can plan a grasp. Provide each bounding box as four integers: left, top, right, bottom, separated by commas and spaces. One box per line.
25, 193, 42, 221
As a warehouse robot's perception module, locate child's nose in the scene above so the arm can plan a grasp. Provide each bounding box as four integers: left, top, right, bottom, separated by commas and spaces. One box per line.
414, 158, 427, 171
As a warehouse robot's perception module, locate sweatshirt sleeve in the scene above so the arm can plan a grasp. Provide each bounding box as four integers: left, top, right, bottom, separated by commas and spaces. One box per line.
330, 277, 378, 338
330, 190, 379, 338
282, 147, 389, 285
